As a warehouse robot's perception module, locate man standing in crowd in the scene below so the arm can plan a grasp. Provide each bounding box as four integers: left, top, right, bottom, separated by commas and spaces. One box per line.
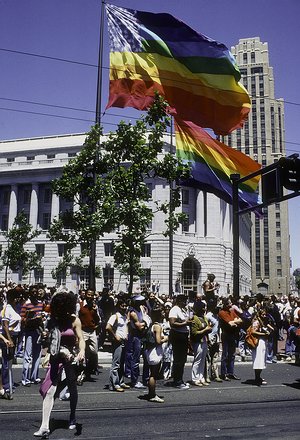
21, 286, 44, 386
106, 298, 130, 392
78, 290, 100, 383
98, 287, 115, 348
168, 294, 192, 389
218, 297, 243, 381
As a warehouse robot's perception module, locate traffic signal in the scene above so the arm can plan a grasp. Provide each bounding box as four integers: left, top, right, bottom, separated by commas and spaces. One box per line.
278, 157, 300, 191
261, 156, 300, 206
261, 167, 282, 204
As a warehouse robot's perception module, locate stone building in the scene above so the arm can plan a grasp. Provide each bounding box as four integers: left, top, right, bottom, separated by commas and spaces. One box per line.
221, 37, 290, 296
0, 132, 252, 296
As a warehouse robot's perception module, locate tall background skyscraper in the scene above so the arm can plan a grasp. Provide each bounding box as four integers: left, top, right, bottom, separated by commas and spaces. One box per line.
222, 37, 290, 296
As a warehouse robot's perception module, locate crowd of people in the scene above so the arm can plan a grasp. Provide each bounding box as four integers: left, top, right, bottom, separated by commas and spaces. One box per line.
0, 276, 300, 434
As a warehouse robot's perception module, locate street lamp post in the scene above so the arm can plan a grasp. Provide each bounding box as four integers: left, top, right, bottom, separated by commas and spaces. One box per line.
230, 174, 240, 300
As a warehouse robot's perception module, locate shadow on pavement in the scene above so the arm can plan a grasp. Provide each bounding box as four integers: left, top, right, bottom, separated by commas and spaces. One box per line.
49, 419, 83, 437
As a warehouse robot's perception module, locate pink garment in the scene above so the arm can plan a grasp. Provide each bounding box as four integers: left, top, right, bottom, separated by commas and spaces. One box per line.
60, 327, 76, 349
40, 321, 76, 398
39, 364, 63, 399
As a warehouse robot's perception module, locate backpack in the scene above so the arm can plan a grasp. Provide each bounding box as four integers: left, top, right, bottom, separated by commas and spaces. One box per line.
245, 325, 258, 349
141, 324, 156, 349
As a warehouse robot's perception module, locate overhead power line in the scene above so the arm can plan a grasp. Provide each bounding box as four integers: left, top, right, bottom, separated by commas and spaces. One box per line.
0, 97, 95, 114
0, 97, 140, 121
1, 47, 300, 107
0, 104, 300, 151
0, 106, 140, 129
0, 48, 98, 68
0, 107, 94, 123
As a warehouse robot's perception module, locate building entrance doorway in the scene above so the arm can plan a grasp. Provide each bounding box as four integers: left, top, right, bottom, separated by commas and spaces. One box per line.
181, 257, 201, 295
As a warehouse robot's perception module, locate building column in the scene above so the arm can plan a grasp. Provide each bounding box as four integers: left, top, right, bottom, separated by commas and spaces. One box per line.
206, 194, 221, 237
8, 185, 18, 229
29, 183, 39, 229
51, 192, 60, 222
196, 190, 205, 236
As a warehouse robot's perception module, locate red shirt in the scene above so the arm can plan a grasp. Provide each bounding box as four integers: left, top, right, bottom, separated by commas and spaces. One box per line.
218, 308, 240, 334
79, 303, 100, 332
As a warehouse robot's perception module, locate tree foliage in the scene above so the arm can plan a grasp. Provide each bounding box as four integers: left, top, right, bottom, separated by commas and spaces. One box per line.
49, 95, 191, 291
0, 211, 41, 283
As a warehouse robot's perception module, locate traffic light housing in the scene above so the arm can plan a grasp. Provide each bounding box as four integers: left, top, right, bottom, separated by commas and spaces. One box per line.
261, 156, 300, 206
261, 167, 282, 204
278, 157, 300, 191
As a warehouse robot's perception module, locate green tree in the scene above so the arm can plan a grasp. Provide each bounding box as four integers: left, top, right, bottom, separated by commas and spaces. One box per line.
49, 95, 190, 292
0, 211, 41, 283
293, 268, 300, 291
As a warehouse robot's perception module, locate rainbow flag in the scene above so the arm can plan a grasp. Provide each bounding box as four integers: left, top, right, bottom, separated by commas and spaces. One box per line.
175, 118, 261, 210
105, 4, 251, 135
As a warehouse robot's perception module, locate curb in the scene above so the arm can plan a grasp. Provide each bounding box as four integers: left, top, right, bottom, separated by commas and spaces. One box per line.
3, 351, 290, 367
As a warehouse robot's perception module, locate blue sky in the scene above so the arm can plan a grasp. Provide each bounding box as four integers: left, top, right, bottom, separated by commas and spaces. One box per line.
0, 0, 300, 270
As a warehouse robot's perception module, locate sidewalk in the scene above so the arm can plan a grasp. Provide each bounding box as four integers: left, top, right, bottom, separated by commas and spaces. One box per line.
2, 335, 290, 367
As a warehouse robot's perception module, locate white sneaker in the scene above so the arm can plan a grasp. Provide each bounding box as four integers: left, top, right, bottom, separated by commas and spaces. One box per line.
31, 378, 42, 384
69, 420, 77, 430
149, 395, 164, 403
133, 381, 146, 389
176, 383, 190, 390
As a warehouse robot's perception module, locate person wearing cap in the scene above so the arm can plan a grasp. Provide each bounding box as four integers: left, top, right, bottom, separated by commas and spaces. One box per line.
125, 295, 151, 389
168, 294, 192, 389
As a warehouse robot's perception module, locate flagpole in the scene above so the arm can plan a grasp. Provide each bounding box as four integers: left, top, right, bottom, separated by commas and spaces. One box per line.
95, 0, 105, 125
169, 118, 174, 298
89, 0, 105, 291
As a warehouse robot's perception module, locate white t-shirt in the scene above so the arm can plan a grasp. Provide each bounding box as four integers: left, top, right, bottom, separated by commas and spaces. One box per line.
169, 305, 189, 333
2, 303, 21, 335
107, 312, 128, 340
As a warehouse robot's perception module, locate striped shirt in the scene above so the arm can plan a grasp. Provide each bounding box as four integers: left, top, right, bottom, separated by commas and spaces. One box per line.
21, 300, 44, 319
21, 300, 44, 331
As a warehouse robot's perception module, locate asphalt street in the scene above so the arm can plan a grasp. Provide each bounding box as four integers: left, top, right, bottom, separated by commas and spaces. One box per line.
1, 359, 300, 440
